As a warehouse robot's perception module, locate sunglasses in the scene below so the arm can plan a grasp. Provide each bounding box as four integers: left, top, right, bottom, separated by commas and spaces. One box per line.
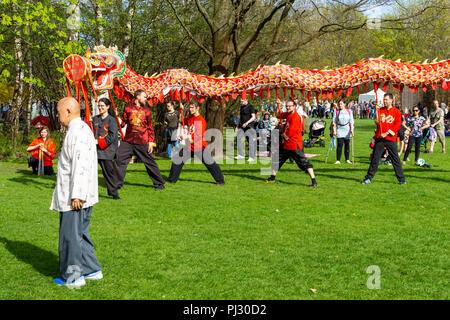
413, 109, 419, 112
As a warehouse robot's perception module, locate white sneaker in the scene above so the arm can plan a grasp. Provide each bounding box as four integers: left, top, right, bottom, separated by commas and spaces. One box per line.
54, 276, 86, 288
248, 157, 256, 162
84, 270, 103, 280
235, 155, 245, 160
346, 160, 352, 164
334, 161, 341, 164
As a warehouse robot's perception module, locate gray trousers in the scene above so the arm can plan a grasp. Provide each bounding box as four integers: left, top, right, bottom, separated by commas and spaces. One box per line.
236, 127, 256, 158
59, 207, 101, 280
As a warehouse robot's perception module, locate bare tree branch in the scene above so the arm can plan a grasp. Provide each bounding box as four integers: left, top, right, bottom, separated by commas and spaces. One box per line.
167, 0, 213, 58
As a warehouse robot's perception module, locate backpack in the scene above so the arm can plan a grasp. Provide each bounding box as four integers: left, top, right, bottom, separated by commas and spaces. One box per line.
428, 127, 437, 142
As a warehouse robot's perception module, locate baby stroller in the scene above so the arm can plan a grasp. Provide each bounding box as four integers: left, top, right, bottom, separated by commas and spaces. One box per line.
304, 120, 326, 147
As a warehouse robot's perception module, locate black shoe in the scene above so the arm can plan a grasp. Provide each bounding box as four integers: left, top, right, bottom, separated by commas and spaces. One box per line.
112, 195, 121, 200
155, 185, 165, 191
265, 177, 276, 183
165, 180, 174, 184
216, 181, 225, 186
308, 182, 318, 188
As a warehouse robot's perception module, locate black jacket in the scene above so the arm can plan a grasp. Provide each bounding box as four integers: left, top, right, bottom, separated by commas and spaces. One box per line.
93, 114, 119, 160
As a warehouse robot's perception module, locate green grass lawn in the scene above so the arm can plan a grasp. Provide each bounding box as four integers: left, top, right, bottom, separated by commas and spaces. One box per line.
0, 119, 448, 300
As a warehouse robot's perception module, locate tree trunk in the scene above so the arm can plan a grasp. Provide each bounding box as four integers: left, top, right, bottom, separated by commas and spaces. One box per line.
92, 0, 104, 45
11, 1, 25, 154
123, 0, 136, 58
23, 0, 32, 143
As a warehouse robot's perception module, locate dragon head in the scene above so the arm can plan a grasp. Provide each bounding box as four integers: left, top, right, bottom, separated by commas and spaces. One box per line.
85, 46, 126, 92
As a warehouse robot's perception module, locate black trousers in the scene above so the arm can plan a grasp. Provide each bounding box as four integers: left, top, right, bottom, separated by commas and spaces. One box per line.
98, 159, 119, 197
29, 156, 54, 175
365, 139, 405, 182
167, 147, 225, 183
403, 135, 421, 162
114, 141, 165, 190
336, 138, 350, 161
272, 146, 314, 173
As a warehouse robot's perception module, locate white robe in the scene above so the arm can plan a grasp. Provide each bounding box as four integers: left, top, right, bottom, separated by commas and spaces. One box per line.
50, 117, 98, 212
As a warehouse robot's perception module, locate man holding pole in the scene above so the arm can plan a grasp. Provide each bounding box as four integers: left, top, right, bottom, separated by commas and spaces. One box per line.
362, 93, 406, 185
166, 101, 225, 185
265, 99, 318, 188
113, 89, 166, 192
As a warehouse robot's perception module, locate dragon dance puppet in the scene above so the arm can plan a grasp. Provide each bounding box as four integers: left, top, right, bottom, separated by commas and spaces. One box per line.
63, 45, 449, 132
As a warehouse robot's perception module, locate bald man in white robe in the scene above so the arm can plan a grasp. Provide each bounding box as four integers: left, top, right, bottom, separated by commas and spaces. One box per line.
51, 97, 103, 288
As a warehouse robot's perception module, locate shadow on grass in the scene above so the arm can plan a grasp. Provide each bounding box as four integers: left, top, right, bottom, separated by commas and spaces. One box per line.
0, 237, 59, 278
8, 169, 56, 189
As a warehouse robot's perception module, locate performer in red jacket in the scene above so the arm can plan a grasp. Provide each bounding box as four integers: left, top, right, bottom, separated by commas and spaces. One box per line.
265, 99, 318, 188
166, 101, 225, 185
362, 93, 406, 185
113, 89, 166, 192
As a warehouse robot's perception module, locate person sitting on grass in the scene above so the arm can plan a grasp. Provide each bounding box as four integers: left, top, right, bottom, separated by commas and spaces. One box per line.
26, 126, 56, 175
265, 99, 318, 188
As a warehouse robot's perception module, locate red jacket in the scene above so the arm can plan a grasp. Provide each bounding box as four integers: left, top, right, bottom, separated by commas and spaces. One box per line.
121, 104, 155, 145
280, 111, 303, 150
186, 115, 208, 152
28, 137, 56, 167
375, 106, 402, 141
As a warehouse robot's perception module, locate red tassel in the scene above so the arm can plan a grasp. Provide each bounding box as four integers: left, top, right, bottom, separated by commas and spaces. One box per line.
275, 87, 279, 100
364, 83, 368, 93
241, 88, 247, 100
321, 91, 327, 100
181, 88, 186, 100
300, 90, 306, 99
232, 92, 239, 99
259, 87, 264, 99
198, 97, 205, 103
159, 91, 165, 103
174, 88, 180, 101
169, 89, 174, 100
283, 88, 287, 100
345, 87, 352, 97
327, 91, 334, 99
442, 81, 448, 91
337, 88, 343, 97
422, 85, 428, 92
65, 78, 72, 97
267, 86, 270, 99
431, 83, 437, 90
249, 89, 255, 100
315, 91, 320, 103
291, 88, 295, 100
187, 91, 191, 102
306, 91, 311, 102
224, 95, 230, 102
383, 81, 389, 92
357, 85, 360, 95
